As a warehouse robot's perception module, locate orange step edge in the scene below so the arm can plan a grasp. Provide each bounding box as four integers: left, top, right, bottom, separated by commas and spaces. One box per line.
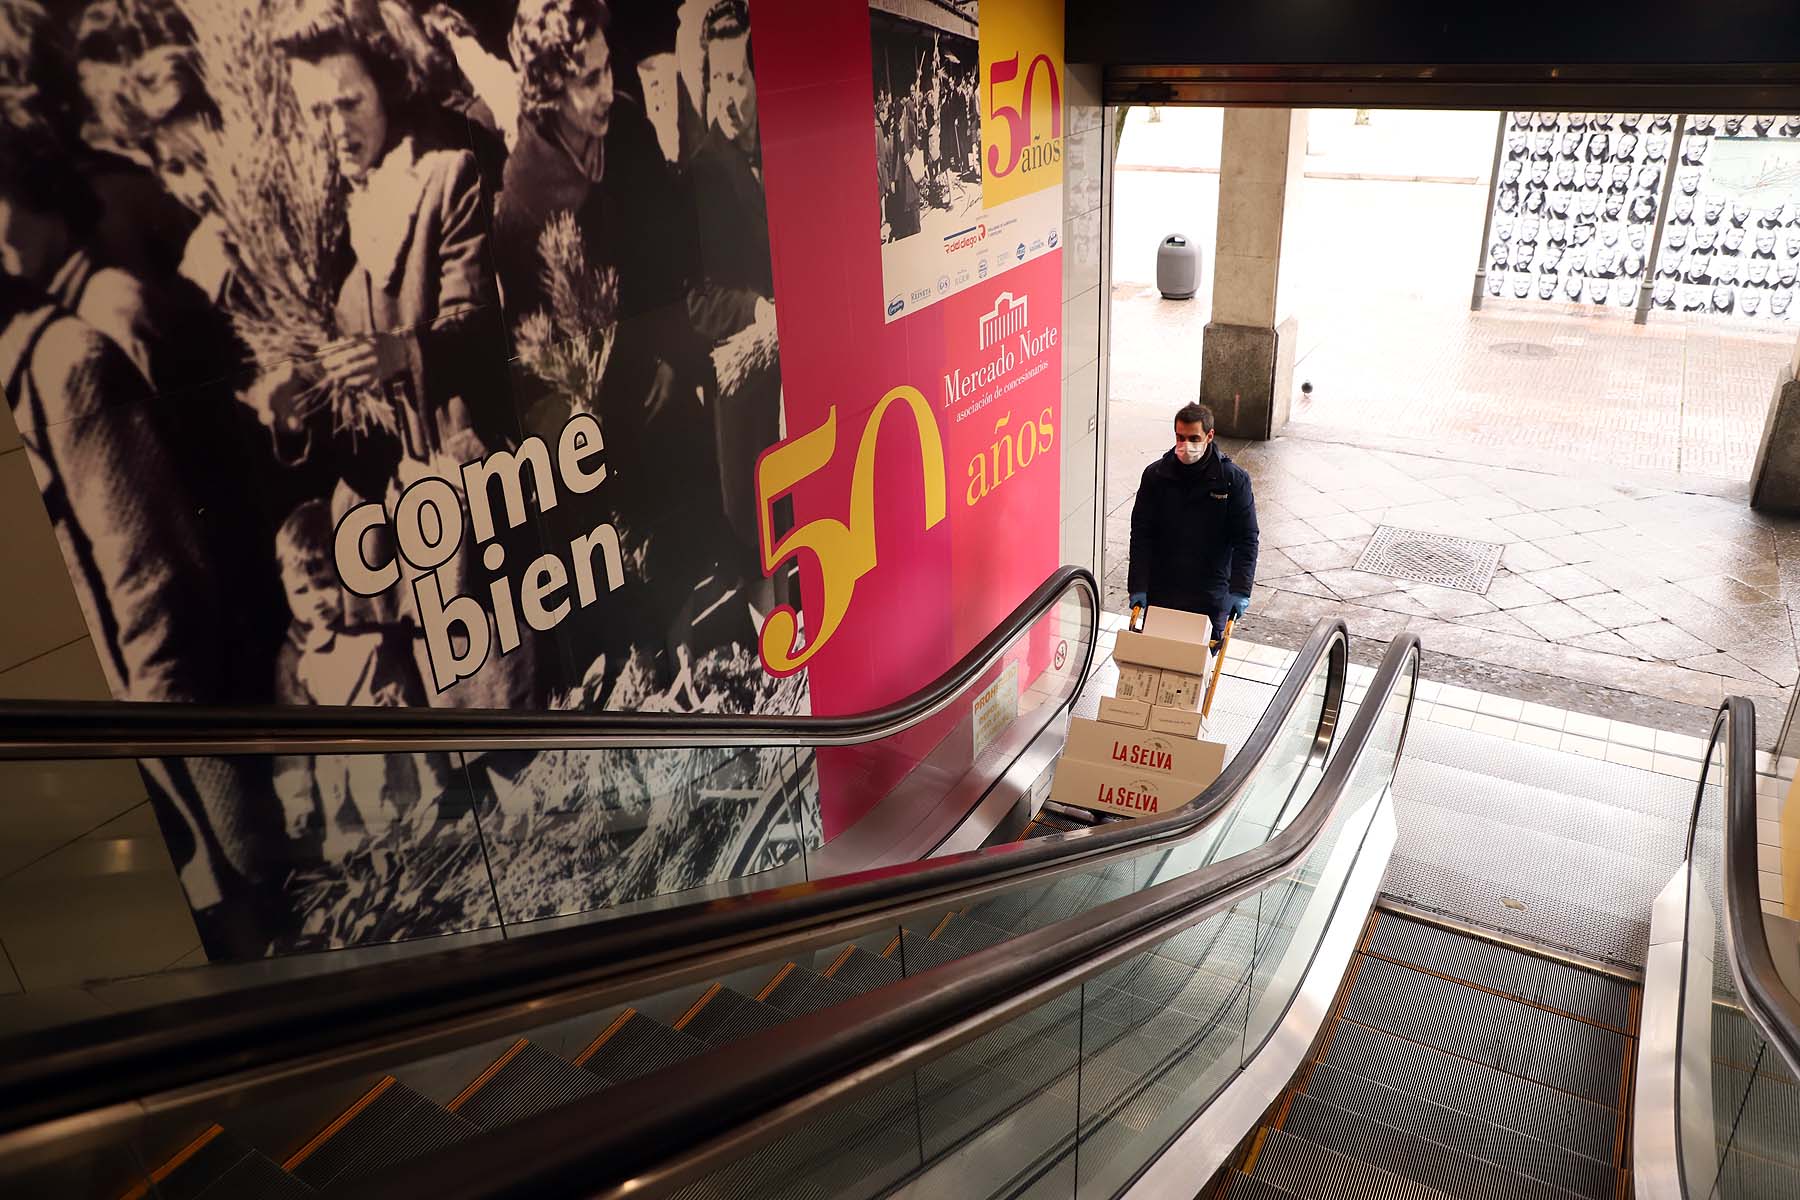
574, 1008, 638, 1067
120, 1124, 224, 1200
282, 1075, 398, 1171
447, 1038, 530, 1113
673, 983, 723, 1032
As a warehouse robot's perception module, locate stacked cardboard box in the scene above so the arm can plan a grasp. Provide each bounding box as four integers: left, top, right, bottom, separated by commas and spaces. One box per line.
1050, 607, 1228, 819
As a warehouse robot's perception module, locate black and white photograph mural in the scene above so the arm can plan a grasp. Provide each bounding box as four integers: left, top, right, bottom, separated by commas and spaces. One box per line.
1651, 116, 1800, 322
0, 0, 817, 960
869, 2, 980, 247
1486, 112, 1673, 311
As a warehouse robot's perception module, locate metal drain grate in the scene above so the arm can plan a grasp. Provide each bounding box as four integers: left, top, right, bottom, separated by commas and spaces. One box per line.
1357, 527, 1503, 594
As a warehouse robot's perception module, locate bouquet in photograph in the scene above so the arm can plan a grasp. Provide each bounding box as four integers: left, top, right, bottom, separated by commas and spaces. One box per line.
178, 0, 396, 437
515, 211, 621, 414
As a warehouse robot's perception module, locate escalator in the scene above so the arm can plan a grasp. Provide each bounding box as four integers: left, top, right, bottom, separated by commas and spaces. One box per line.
0, 582, 1351, 1197
1634, 698, 1800, 1200
12, 614, 1787, 1199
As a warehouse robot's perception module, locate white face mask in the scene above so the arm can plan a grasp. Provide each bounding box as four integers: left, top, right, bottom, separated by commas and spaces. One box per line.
1175, 440, 1206, 464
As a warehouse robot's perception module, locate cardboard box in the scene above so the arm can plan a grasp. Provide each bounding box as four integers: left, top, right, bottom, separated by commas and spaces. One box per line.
1049, 756, 1173, 819
1065, 716, 1225, 782
1114, 664, 1161, 704
1096, 695, 1151, 728
1145, 606, 1214, 644
1114, 630, 1210, 676
1154, 669, 1205, 712
1149, 705, 1206, 739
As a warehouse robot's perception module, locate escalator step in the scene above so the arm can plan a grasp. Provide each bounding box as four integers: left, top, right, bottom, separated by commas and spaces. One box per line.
1345, 953, 1628, 1105
1281, 1092, 1587, 1200
579, 1010, 707, 1086
146, 1127, 254, 1200
974, 873, 1091, 932
760, 964, 858, 1016
1253, 1126, 1454, 1200
931, 916, 1012, 953
1302, 1062, 1614, 1200
286, 1079, 411, 1190
294, 1083, 475, 1191
682, 1077, 919, 1200
892, 929, 967, 973
823, 946, 903, 994
192, 1151, 314, 1200
676, 986, 789, 1047
1322, 1020, 1618, 1164
452, 1041, 608, 1130
1224, 1172, 1301, 1199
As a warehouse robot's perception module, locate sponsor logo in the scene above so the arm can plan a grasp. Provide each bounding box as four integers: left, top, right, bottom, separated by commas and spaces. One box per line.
886, 295, 905, 316
1029, 238, 1045, 253
910, 287, 931, 304
943, 222, 987, 254
954, 268, 971, 286
1048, 228, 1059, 248
979, 291, 1029, 350
1015, 242, 1027, 262
937, 274, 951, 294
977, 259, 990, 279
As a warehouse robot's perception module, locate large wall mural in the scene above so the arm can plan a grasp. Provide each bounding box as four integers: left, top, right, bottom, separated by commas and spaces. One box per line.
1482, 112, 1800, 322
0, 0, 1067, 959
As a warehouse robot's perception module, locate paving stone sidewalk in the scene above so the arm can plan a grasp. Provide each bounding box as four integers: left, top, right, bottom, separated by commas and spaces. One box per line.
1103, 394, 1800, 740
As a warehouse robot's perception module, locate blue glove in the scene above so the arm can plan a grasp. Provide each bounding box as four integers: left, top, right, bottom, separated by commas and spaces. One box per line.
1129, 592, 1147, 611
1227, 593, 1251, 621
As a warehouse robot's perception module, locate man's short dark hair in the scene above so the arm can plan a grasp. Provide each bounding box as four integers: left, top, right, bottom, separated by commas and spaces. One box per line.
1174, 403, 1214, 434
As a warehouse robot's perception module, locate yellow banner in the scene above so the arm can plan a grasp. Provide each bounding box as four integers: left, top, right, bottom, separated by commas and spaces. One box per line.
979, 0, 1066, 210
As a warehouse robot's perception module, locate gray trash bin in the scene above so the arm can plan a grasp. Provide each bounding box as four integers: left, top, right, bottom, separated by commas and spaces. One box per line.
1157, 233, 1200, 300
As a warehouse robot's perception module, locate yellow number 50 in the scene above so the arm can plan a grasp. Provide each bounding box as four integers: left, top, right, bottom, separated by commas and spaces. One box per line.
756, 386, 948, 675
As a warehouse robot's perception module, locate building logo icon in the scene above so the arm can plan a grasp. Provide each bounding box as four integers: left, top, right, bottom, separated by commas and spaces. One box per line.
980, 291, 1027, 349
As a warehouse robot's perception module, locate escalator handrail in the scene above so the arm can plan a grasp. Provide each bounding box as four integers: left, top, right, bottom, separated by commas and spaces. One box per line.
0, 567, 1101, 758
339, 635, 1419, 1200
1694, 697, 1800, 1081
0, 618, 1347, 1147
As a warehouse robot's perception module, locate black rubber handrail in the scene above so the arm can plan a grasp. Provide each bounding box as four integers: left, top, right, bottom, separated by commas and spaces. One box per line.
0, 619, 1347, 1153
0, 567, 1099, 757
1691, 698, 1800, 1082
337, 639, 1414, 1200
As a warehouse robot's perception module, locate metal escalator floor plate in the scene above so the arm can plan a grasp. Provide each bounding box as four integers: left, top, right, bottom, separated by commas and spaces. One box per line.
1383, 722, 1697, 969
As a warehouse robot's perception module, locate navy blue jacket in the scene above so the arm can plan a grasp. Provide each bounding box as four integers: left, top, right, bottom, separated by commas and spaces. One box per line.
1127, 445, 1259, 619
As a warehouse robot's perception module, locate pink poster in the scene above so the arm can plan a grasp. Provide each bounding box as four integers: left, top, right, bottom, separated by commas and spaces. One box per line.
754, 0, 1066, 835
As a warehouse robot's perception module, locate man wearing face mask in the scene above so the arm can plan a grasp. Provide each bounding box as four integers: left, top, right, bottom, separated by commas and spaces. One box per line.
1127, 404, 1259, 639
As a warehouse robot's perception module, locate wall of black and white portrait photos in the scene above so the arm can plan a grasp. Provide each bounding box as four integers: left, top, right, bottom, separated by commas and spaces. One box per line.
1486, 112, 1675, 311
1652, 115, 1800, 322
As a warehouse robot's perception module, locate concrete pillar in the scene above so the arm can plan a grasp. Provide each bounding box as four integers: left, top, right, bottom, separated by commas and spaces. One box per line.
1749, 329, 1800, 513
1201, 108, 1307, 440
